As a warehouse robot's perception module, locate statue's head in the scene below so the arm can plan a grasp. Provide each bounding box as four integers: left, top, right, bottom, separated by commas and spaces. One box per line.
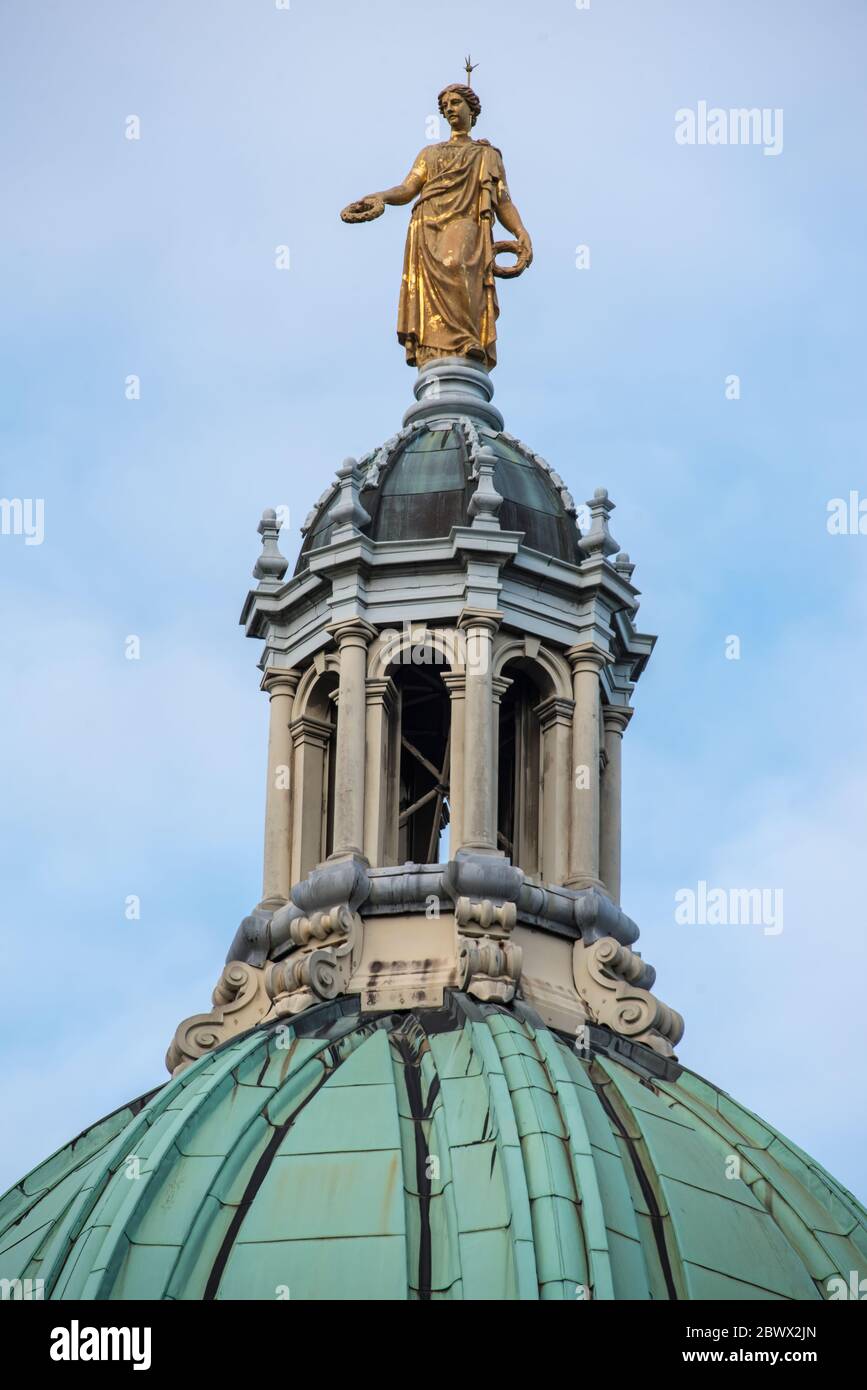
438, 83, 480, 132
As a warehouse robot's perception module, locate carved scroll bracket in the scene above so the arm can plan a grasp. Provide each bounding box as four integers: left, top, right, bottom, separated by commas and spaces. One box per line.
572, 935, 684, 1058
166, 961, 272, 1075
265, 906, 363, 1017
166, 909, 365, 1073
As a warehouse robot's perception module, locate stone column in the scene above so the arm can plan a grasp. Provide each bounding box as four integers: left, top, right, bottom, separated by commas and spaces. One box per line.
441, 670, 466, 855
535, 695, 575, 888
491, 674, 513, 853
458, 609, 502, 853
290, 715, 332, 883
327, 618, 377, 861
260, 668, 300, 908
364, 676, 397, 866
565, 644, 609, 891
599, 706, 633, 906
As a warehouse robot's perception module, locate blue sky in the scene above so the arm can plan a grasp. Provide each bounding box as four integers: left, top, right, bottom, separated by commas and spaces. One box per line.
1, 0, 866, 1201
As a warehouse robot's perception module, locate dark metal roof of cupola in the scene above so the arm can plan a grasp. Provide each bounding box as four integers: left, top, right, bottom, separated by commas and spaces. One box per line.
295, 357, 584, 573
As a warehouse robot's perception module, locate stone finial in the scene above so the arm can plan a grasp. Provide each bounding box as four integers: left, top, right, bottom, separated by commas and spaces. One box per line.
614, 550, 641, 612
614, 550, 635, 582
330, 456, 372, 532
580, 487, 619, 559
253, 508, 288, 583
468, 445, 504, 530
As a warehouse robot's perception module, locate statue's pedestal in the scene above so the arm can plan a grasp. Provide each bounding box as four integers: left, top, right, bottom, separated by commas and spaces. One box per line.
403, 355, 504, 431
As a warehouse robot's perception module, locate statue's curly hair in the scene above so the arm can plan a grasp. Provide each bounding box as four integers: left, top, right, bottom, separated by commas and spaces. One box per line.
437, 83, 481, 126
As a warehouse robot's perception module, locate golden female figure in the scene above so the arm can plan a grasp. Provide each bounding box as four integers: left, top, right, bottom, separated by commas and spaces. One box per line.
342, 80, 533, 369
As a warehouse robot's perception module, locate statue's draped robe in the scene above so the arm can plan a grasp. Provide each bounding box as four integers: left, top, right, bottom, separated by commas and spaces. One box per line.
398, 138, 509, 369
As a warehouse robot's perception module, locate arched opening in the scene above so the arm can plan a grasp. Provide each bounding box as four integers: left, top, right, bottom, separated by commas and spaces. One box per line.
497, 665, 544, 878
389, 653, 451, 864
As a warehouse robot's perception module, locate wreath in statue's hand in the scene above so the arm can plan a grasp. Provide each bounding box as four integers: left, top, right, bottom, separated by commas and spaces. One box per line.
492, 240, 532, 278
340, 196, 386, 224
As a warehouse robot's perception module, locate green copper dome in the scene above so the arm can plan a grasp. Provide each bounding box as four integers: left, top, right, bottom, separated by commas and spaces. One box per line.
2, 994, 864, 1301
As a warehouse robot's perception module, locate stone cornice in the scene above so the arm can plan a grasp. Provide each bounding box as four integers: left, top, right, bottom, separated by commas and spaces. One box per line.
241, 567, 323, 636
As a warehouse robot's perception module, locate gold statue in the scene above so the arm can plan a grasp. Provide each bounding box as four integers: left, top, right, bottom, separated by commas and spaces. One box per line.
341, 65, 533, 370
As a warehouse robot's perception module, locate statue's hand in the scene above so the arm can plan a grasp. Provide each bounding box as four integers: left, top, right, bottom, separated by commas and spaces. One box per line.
340, 195, 385, 224
492, 237, 533, 278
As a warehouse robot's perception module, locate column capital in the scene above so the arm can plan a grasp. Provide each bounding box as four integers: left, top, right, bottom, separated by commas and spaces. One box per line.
327, 617, 378, 650
457, 606, 503, 636
565, 642, 611, 675
365, 676, 398, 711
492, 675, 513, 705
290, 714, 332, 751
534, 694, 575, 731
260, 666, 301, 700
440, 671, 467, 697
603, 704, 634, 735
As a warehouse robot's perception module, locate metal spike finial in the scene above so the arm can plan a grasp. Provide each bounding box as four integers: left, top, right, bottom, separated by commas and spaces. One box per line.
464, 54, 479, 85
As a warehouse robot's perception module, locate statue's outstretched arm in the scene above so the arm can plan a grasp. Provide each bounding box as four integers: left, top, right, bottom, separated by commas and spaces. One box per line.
341, 171, 424, 224
372, 175, 424, 207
